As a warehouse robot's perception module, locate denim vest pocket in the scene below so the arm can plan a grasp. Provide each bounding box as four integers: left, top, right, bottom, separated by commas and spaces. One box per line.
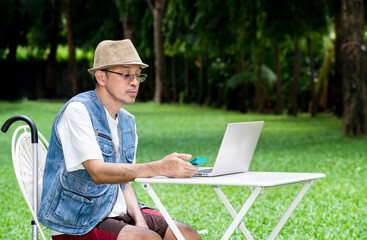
96, 132, 115, 157
53, 171, 109, 227
124, 145, 135, 163
122, 128, 135, 163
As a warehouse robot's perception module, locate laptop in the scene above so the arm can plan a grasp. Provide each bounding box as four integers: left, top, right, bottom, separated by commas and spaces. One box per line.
194, 121, 264, 177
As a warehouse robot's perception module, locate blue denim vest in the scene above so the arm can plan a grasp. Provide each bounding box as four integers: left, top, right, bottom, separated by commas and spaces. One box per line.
38, 90, 137, 235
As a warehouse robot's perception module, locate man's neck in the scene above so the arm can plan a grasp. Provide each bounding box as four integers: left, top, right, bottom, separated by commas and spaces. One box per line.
96, 88, 122, 120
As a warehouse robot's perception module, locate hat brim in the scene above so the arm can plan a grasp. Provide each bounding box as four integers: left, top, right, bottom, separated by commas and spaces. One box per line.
88, 62, 149, 75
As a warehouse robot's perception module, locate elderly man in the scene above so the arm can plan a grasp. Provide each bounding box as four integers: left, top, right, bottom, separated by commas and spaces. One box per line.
38, 40, 201, 240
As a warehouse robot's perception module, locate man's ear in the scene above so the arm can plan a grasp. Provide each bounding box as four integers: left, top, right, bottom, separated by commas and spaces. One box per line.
95, 70, 106, 86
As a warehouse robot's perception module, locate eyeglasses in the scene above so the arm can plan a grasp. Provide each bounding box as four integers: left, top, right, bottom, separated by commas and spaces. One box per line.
102, 69, 147, 82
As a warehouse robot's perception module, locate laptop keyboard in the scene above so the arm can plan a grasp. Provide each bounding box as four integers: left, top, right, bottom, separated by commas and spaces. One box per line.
197, 168, 213, 174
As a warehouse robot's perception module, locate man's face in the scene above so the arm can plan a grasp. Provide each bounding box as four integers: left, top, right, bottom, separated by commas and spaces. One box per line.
102, 64, 142, 105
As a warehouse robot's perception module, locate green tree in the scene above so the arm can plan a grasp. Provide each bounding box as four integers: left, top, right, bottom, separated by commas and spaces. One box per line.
328, 0, 344, 117
163, 0, 197, 102
147, 0, 168, 104
62, 0, 78, 96
341, 0, 367, 136
286, 3, 305, 116
192, 0, 246, 106
27, 0, 63, 98
263, 0, 289, 114
0, 0, 30, 62
115, 0, 135, 41
299, 1, 328, 117
231, 0, 264, 112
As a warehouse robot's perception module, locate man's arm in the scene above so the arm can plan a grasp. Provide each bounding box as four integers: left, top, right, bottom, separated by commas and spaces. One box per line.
83, 152, 198, 184
123, 183, 149, 228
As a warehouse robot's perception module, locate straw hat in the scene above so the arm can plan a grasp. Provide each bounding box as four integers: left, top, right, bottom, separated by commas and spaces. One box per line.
88, 39, 148, 74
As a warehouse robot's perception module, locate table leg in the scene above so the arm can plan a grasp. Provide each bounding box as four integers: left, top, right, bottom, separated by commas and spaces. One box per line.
141, 183, 185, 240
266, 181, 313, 240
212, 185, 254, 240
221, 186, 263, 240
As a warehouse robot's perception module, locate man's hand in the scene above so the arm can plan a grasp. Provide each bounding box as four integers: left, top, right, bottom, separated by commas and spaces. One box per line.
134, 219, 149, 229
156, 152, 198, 178
123, 183, 150, 229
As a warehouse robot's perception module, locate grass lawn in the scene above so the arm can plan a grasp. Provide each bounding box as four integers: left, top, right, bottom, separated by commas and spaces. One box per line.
0, 100, 366, 239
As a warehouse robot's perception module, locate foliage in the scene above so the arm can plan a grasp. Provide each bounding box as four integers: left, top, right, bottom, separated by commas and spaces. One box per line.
71, 1, 123, 49
0, 0, 31, 61
226, 71, 255, 90
226, 65, 275, 97
0, 0, 359, 119
163, 0, 196, 56
0, 100, 366, 239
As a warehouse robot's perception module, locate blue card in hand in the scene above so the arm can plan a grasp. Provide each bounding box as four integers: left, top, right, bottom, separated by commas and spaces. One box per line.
190, 157, 208, 166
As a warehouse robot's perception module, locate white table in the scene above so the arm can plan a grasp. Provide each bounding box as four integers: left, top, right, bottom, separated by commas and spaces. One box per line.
135, 171, 326, 240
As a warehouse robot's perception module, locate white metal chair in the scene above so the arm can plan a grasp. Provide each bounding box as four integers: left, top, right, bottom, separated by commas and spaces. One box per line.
1, 114, 49, 240
11, 125, 48, 240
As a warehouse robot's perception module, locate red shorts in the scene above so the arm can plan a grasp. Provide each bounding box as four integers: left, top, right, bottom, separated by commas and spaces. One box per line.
52, 209, 167, 240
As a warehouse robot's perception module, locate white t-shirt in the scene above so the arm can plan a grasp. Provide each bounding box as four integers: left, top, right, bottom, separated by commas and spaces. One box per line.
51, 102, 136, 236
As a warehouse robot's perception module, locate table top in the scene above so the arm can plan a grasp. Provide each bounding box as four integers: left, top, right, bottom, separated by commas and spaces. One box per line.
135, 171, 326, 187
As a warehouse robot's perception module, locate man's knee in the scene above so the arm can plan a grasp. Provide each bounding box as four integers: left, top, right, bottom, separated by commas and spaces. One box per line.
118, 225, 162, 240
164, 221, 201, 240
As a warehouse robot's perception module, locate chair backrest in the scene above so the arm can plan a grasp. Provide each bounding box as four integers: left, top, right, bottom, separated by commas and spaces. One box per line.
12, 125, 48, 240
